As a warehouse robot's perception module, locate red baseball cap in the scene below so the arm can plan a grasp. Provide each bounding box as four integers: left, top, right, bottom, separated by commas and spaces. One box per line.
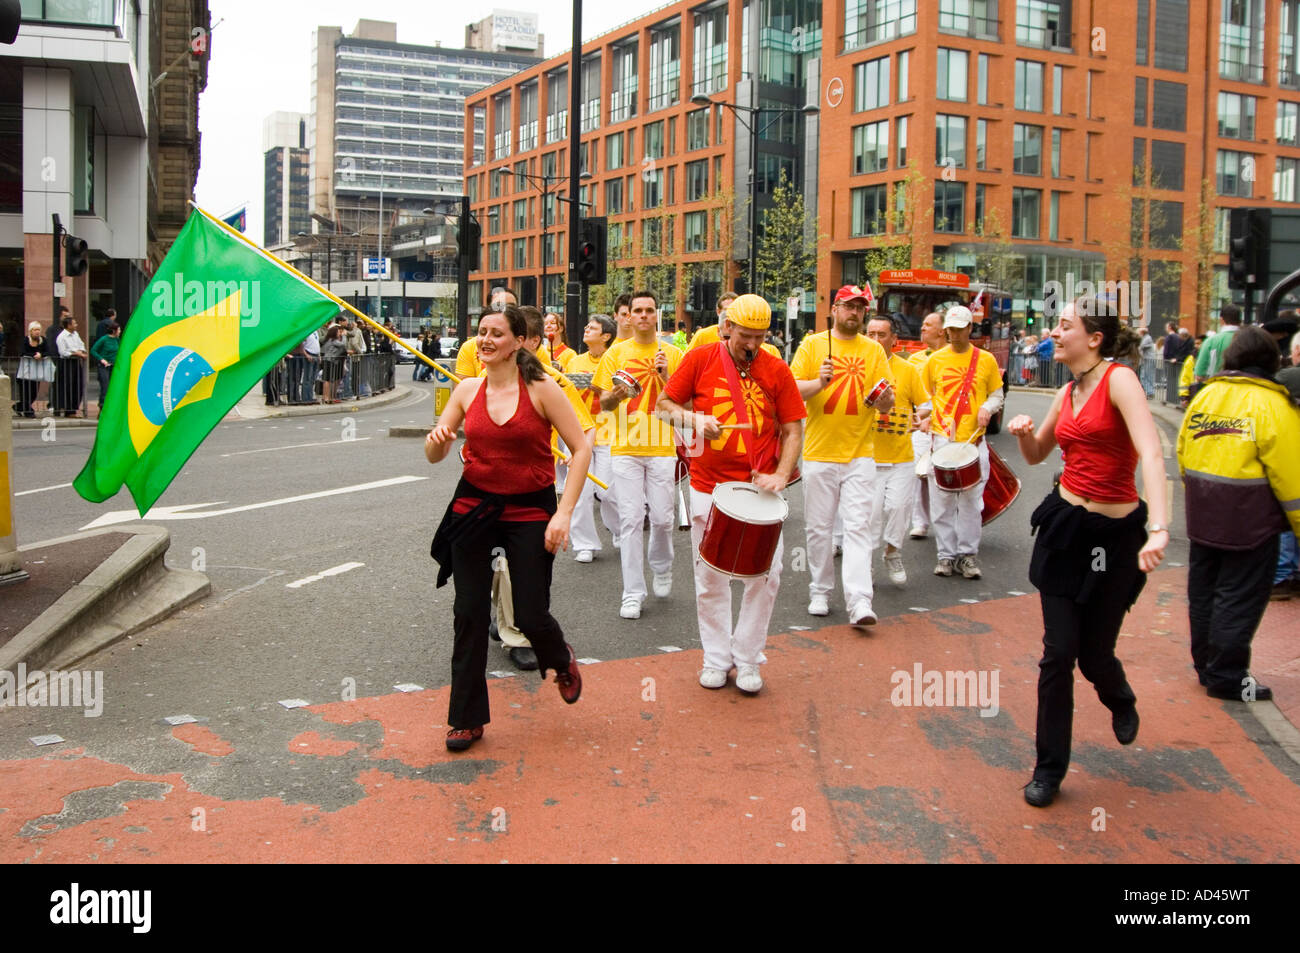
834, 284, 873, 304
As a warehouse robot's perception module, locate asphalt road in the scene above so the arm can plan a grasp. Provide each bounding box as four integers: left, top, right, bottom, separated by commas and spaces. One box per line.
2, 385, 1190, 768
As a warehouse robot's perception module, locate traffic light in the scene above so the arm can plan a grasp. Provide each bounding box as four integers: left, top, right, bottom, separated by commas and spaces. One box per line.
1228, 207, 1272, 290
63, 234, 89, 277
457, 217, 480, 271
576, 216, 607, 285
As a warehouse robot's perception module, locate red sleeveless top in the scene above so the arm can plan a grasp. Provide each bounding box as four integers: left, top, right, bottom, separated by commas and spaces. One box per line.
455, 371, 555, 520
1055, 363, 1139, 503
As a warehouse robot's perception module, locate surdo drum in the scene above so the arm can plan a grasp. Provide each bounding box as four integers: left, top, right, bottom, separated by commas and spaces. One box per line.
930, 441, 982, 492
698, 482, 788, 578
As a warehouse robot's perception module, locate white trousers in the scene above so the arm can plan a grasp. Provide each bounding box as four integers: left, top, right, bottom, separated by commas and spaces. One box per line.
613, 454, 675, 601
570, 444, 617, 553
911, 431, 931, 531
690, 486, 783, 671
802, 457, 877, 609
871, 462, 916, 552
927, 435, 990, 560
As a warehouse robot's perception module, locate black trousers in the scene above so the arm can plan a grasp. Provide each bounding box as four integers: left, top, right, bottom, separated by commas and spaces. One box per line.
16, 378, 39, 415
449, 518, 569, 729
1187, 538, 1278, 695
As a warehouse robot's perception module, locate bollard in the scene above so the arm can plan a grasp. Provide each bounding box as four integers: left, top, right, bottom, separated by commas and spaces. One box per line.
0, 373, 30, 585
432, 359, 456, 423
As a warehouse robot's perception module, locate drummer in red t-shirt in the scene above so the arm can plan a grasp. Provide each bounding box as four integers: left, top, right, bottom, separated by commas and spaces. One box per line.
657, 294, 807, 694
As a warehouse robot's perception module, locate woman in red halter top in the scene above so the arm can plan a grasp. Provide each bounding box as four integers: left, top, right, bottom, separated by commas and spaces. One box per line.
1007, 297, 1170, 808
426, 304, 592, 752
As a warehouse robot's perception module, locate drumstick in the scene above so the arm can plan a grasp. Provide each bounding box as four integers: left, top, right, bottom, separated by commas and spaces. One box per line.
552, 451, 609, 490
717, 422, 752, 431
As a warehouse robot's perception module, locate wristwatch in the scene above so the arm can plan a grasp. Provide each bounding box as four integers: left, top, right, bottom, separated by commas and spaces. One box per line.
1147, 524, 1169, 534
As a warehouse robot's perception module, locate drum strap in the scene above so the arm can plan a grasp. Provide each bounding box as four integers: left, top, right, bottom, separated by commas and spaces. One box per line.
718, 342, 758, 472
950, 349, 981, 440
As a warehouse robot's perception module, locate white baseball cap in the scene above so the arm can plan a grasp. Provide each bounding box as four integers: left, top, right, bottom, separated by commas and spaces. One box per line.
943, 305, 973, 329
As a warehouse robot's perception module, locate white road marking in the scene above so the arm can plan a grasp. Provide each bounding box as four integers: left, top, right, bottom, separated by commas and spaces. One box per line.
657, 646, 682, 652
393, 683, 424, 693
909, 607, 930, 612
278, 699, 310, 709
219, 437, 371, 457
285, 561, 365, 589
79, 476, 427, 529
488, 671, 516, 679
960, 598, 980, 604
30, 735, 64, 746
1007, 590, 1027, 596
14, 482, 72, 496
164, 714, 198, 725
577, 657, 601, 665
788, 625, 812, 631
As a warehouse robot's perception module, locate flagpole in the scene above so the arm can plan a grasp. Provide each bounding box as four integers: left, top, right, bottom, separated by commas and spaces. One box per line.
190, 203, 607, 490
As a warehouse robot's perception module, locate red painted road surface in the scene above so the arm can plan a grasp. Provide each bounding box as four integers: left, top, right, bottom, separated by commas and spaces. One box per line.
3, 569, 1297, 863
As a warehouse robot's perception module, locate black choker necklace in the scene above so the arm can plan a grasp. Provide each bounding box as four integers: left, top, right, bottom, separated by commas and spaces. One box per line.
1075, 358, 1104, 382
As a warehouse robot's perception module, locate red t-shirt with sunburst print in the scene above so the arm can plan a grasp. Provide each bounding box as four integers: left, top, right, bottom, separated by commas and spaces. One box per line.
789, 331, 892, 463
663, 343, 806, 494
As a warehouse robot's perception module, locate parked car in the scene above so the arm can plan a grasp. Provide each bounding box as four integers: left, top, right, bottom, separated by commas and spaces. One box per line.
392, 337, 421, 363
439, 337, 461, 358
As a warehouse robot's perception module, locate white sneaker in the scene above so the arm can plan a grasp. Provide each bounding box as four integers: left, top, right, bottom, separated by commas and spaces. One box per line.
652, 573, 673, 597
620, 597, 642, 620
910, 525, 929, 539
849, 601, 877, 627
956, 555, 982, 579
575, 550, 594, 563
808, 594, 830, 616
699, 667, 728, 689
735, 664, 763, 693
884, 552, 907, 587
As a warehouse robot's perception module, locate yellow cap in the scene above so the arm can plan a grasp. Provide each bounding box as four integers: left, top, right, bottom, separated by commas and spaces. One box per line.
725, 294, 771, 330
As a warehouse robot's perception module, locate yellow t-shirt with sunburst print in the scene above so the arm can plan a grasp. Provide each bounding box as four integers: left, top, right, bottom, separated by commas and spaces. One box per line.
790, 331, 892, 463
593, 337, 683, 456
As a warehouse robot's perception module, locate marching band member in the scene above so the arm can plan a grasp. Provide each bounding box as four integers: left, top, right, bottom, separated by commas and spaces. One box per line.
865, 316, 931, 588
456, 287, 550, 378
593, 291, 684, 619
427, 304, 590, 751
613, 293, 634, 343
566, 314, 620, 561
920, 305, 1004, 580
545, 312, 575, 371
657, 294, 806, 693
908, 311, 944, 539
790, 285, 895, 624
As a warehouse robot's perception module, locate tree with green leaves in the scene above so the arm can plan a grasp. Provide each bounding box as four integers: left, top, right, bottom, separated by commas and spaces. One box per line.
755, 168, 817, 301
858, 159, 930, 282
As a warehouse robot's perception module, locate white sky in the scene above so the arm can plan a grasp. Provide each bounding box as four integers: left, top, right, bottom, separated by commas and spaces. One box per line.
194, 0, 646, 242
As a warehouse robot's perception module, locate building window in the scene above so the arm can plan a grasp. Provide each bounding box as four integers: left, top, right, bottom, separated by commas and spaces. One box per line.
977, 53, 989, 105
975, 119, 987, 169
1276, 157, 1300, 202
1052, 64, 1062, 114
1151, 80, 1187, 132
853, 121, 890, 173
687, 107, 709, 150
607, 132, 624, 170
644, 167, 664, 208
1216, 149, 1256, 197
605, 178, 624, 214
518, 82, 538, 153
581, 56, 601, 133
974, 182, 986, 232
936, 48, 968, 101
934, 181, 964, 233
896, 115, 908, 165
546, 71, 568, 145
514, 160, 529, 193
1049, 190, 1061, 240
844, 0, 918, 51
693, 5, 728, 96
939, 0, 997, 36
1014, 60, 1044, 111
648, 23, 681, 112
644, 120, 665, 160
1051, 128, 1061, 176
1012, 187, 1041, 238
610, 42, 638, 124
851, 184, 889, 235
686, 158, 709, 200
1134, 78, 1147, 126
1154, 0, 1189, 71
853, 57, 890, 112
898, 50, 910, 101
1017, 0, 1069, 49
73, 105, 95, 214
642, 217, 663, 255
513, 238, 527, 269
1013, 124, 1043, 175
1283, 0, 1300, 87
488, 242, 501, 272
1137, 0, 1149, 64
493, 94, 512, 160
1220, 0, 1264, 83
513, 199, 528, 231
1278, 102, 1300, 145
1218, 91, 1256, 140
935, 114, 967, 168
685, 210, 708, 251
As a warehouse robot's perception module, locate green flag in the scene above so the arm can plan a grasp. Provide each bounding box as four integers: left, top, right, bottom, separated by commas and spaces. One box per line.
74, 208, 340, 514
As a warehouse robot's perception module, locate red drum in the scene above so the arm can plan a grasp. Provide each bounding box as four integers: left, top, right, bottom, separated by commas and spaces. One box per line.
698, 482, 788, 578
981, 445, 1021, 525
612, 368, 641, 397
931, 441, 981, 492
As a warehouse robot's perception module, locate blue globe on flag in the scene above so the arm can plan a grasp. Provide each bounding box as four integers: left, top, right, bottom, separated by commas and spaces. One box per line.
137, 346, 216, 425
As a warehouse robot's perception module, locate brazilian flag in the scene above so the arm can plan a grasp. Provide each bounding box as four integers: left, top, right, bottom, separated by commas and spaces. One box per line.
74, 208, 341, 514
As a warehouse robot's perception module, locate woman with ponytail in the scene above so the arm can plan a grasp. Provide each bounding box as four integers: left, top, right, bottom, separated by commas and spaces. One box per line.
426, 304, 592, 751
1007, 297, 1170, 807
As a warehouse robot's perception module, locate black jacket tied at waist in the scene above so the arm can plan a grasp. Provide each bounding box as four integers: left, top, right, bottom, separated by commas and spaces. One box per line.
430, 476, 557, 587
1029, 489, 1148, 607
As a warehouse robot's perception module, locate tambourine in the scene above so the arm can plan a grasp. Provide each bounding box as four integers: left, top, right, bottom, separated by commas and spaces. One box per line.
865, 378, 891, 405
612, 369, 642, 397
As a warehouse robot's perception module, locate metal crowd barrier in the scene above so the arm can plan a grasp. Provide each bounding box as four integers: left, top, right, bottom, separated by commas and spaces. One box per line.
1006, 351, 1176, 402
262, 352, 396, 405
2, 355, 92, 418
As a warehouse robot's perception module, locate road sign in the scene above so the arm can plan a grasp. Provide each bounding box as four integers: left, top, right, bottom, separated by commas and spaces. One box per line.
364, 257, 391, 280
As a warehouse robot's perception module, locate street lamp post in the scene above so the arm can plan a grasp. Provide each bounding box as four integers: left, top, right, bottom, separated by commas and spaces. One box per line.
507, 168, 591, 310
691, 93, 818, 295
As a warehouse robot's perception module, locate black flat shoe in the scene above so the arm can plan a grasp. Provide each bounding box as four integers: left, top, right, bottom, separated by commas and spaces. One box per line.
1207, 682, 1272, 702
1024, 779, 1059, 808
1113, 706, 1139, 745
508, 646, 538, 671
